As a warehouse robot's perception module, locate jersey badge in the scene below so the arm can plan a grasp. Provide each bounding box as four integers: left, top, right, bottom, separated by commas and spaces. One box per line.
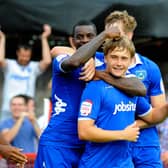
80, 100, 92, 116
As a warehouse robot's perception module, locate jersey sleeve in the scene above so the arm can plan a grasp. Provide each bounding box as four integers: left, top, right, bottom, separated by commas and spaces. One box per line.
53, 54, 70, 73
78, 81, 102, 121
136, 96, 152, 117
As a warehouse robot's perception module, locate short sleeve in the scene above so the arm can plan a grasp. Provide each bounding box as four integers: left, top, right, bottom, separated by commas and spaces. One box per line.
53, 54, 69, 73
78, 81, 102, 120
136, 97, 152, 117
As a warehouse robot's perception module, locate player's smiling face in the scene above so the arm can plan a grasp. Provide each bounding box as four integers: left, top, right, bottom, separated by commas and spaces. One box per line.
105, 47, 131, 77
73, 25, 96, 49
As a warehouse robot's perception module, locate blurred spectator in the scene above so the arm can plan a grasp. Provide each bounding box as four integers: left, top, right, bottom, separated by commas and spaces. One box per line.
0, 133, 27, 165
157, 119, 168, 168
0, 24, 52, 120
22, 95, 36, 114
0, 94, 41, 153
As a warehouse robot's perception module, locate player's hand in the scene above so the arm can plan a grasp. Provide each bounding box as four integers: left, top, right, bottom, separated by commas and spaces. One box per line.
79, 58, 95, 81
0, 145, 27, 164
41, 24, 51, 38
104, 26, 121, 40
123, 122, 140, 142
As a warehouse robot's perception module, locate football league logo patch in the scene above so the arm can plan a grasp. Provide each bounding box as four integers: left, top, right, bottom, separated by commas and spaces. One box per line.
80, 100, 92, 116
135, 70, 147, 80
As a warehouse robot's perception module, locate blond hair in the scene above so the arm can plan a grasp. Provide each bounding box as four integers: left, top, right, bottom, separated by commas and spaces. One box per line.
105, 10, 137, 33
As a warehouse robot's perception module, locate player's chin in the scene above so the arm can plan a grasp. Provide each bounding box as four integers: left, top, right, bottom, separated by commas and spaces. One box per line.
110, 71, 124, 78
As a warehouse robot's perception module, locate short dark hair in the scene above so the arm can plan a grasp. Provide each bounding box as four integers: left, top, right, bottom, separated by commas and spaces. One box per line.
17, 44, 32, 51
11, 94, 33, 104
72, 20, 97, 36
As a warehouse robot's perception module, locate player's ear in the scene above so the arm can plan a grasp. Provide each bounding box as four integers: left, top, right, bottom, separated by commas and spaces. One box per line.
127, 32, 133, 40
68, 36, 76, 50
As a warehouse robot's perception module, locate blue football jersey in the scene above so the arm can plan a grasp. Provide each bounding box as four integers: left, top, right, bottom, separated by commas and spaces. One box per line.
128, 53, 165, 147
78, 80, 151, 167
40, 54, 86, 148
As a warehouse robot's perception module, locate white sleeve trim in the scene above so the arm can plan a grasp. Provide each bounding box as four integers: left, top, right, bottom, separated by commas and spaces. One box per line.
78, 117, 94, 120
138, 106, 152, 117
56, 54, 68, 61
56, 54, 70, 73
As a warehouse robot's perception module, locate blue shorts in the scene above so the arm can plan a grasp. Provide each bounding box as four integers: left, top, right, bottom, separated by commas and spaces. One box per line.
35, 144, 84, 168
79, 156, 134, 168
131, 146, 163, 168
79, 146, 134, 168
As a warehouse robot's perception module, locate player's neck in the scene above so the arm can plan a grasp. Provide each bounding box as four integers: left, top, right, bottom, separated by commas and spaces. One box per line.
130, 56, 136, 66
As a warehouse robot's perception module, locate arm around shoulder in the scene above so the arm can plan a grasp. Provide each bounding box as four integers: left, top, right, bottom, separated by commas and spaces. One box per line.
140, 103, 168, 125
